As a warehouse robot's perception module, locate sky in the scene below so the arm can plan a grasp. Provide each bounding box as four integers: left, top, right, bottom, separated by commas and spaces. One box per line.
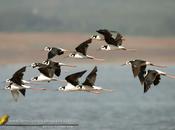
0, 0, 174, 36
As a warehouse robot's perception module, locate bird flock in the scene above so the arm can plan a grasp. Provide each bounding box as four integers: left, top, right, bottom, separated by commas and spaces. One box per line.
2, 29, 175, 102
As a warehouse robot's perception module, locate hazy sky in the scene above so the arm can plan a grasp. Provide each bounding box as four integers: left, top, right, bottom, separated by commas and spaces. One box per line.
0, 0, 174, 36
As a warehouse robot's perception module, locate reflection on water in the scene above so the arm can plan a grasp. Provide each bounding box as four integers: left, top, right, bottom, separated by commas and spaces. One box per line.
0, 64, 175, 130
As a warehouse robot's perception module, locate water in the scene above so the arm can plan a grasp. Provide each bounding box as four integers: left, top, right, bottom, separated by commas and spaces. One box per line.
0, 64, 175, 130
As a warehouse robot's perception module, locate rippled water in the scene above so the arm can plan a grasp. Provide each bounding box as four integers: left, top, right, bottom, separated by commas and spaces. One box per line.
0, 64, 175, 130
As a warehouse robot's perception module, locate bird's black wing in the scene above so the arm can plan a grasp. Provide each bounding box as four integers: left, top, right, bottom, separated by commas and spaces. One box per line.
75, 38, 92, 56
115, 33, 123, 46
48, 51, 57, 60
10, 66, 26, 85
83, 66, 97, 87
131, 65, 141, 77
54, 64, 61, 77
144, 70, 157, 93
131, 60, 146, 77
48, 48, 64, 60
138, 65, 147, 84
38, 66, 54, 78
153, 75, 161, 86
19, 89, 26, 96
65, 70, 87, 86
96, 29, 112, 37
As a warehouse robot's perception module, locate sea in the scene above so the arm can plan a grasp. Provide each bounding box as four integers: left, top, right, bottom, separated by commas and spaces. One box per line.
0, 63, 175, 130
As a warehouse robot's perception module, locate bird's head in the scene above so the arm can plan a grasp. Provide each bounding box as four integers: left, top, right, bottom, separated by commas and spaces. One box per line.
5, 83, 12, 90
91, 35, 103, 40
69, 53, 76, 58
58, 86, 65, 91
5, 79, 11, 83
100, 45, 110, 51
31, 63, 38, 68
76, 85, 82, 89
31, 77, 38, 81
44, 46, 51, 51
42, 60, 50, 65
121, 60, 132, 66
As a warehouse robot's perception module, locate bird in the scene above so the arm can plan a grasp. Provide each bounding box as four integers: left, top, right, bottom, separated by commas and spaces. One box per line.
5, 66, 31, 101
0, 114, 9, 126
59, 66, 112, 93
44, 46, 69, 60
143, 69, 175, 93
31, 60, 75, 82
122, 59, 167, 84
58, 70, 87, 91
68, 38, 104, 61
78, 66, 112, 93
96, 29, 133, 51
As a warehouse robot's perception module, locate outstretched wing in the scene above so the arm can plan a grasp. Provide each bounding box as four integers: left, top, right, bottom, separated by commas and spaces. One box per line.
65, 70, 87, 86
38, 66, 54, 78
96, 29, 112, 37
11, 90, 19, 102
54, 65, 61, 77
19, 89, 26, 96
144, 70, 158, 93
48, 48, 64, 60
83, 66, 97, 87
153, 75, 161, 86
115, 33, 123, 46
75, 38, 92, 56
138, 65, 147, 84
10, 66, 26, 85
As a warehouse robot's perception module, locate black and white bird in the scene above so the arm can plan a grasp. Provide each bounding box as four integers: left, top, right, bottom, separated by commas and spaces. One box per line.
59, 66, 112, 93
96, 29, 133, 51
69, 38, 104, 61
59, 70, 87, 91
31, 60, 75, 82
44, 46, 68, 60
5, 66, 31, 101
122, 59, 167, 84
143, 69, 175, 93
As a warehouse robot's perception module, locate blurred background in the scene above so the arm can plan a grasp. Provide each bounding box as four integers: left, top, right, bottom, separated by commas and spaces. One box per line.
1, 1, 175, 130
0, 0, 175, 37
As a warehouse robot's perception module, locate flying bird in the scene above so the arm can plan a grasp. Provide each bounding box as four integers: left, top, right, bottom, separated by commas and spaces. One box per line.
59, 70, 87, 91
122, 59, 167, 84
31, 60, 75, 82
59, 66, 112, 93
96, 29, 134, 51
44, 46, 69, 60
69, 38, 104, 61
78, 66, 112, 93
143, 69, 175, 93
5, 66, 31, 101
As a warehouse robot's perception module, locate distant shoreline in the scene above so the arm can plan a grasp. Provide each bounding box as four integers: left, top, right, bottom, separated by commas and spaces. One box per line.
0, 32, 175, 65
